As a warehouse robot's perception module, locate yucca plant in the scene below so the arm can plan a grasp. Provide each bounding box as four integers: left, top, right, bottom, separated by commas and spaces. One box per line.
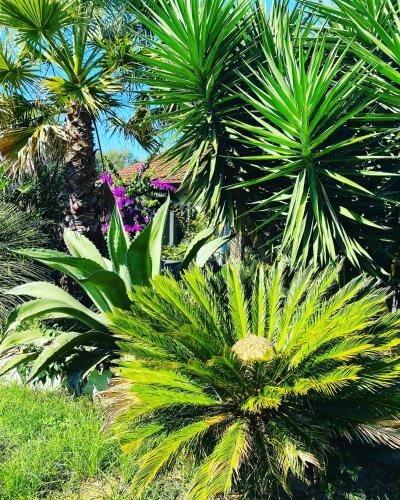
231, 27, 400, 271
0, 199, 229, 383
129, 0, 254, 226
131, 0, 400, 273
303, 0, 400, 110
302, 0, 400, 294
106, 260, 400, 498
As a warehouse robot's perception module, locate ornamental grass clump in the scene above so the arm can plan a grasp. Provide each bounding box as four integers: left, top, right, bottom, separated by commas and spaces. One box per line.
106, 261, 400, 498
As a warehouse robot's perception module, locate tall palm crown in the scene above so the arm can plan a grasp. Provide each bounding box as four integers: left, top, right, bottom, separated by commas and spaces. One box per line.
132, 0, 400, 273
107, 261, 400, 498
0, 0, 123, 238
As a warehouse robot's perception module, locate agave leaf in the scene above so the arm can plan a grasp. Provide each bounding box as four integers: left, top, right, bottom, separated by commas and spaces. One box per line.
14, 249, 104, 280
80, 271, 131, 311
0, 352, 38, 376
0, 328, 49, 354
63, 229, 106, 268
6, 281, 87, 304
27, 330, 113, 382
107, 206, 130, 280
127, 198, 170, 286
4, 299, 107, 334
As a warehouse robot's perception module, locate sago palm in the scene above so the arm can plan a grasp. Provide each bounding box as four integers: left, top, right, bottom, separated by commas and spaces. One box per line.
106, 260, 400, 498
0, 0, 121, 239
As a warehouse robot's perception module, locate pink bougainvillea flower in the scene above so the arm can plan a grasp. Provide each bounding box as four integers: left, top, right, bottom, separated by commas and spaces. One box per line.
117, 197, 127, 210
112, 186, 126, 198
133, 223, 141, 232
100, 171, 113, 187
151, 180, 177, 192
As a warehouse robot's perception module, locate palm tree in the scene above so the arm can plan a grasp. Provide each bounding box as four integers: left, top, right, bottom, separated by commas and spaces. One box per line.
131, 0, 400, 273
0, 0, 122, 240
105, 261, 400, 498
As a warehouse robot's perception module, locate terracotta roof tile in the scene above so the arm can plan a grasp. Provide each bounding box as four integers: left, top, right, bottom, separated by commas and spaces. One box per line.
118, 157, 186, 185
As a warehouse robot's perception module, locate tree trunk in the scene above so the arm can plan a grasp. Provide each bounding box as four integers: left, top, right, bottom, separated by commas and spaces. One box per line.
64, 104, 101, 243
229, 227, 244, 262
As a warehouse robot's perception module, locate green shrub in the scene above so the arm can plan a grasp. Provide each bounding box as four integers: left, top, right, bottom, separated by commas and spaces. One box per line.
0, 203, 46, 328
105, 261, 400, 499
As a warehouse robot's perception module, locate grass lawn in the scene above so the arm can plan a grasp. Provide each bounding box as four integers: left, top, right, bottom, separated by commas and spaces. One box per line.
0, 384, 192, 499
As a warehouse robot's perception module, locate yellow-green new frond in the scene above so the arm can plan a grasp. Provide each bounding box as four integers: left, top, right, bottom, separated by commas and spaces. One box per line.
131, 415, 227, 498
227, 264, 249, 340
188, 419, 249, 500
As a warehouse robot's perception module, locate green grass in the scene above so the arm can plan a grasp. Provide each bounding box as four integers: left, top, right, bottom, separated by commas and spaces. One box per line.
0, 383, 192, 499
0, 383, 111, 499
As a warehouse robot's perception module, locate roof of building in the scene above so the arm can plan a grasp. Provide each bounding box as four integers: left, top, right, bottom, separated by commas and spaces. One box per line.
118, 157, 186, 185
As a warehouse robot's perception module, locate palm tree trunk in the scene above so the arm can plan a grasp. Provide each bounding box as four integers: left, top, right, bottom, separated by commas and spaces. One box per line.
230, 226, 244, 262
64, 104, 100, 242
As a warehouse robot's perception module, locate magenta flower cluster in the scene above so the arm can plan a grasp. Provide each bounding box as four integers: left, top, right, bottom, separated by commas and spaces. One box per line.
100, 170, 175, 236
150, 180, 177, 192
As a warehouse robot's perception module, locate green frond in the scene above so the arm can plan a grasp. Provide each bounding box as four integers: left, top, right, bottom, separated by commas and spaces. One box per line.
312, 336, 374, 364
265, 259, 285, 341
345, 424, 400, 450
251, 264, 266, 337
130, 415, 227, 497
272, 436, 321, 484
292, 365, 362, 397
188, 419, 249, 500
242, 386, 287, 412
226, 264, 249, 340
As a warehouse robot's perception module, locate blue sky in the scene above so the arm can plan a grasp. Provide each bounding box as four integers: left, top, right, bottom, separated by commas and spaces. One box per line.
97, 111, 148, 160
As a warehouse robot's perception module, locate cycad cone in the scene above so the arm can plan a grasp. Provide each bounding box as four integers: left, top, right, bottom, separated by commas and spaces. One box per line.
232, 334, 275, 363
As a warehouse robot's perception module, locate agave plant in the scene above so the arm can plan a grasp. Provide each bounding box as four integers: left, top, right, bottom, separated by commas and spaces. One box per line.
0, 199, 229, 383
106, 260, 400, 498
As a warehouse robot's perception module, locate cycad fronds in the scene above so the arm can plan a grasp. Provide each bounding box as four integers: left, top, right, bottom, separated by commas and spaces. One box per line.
106, 260, 400, 498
